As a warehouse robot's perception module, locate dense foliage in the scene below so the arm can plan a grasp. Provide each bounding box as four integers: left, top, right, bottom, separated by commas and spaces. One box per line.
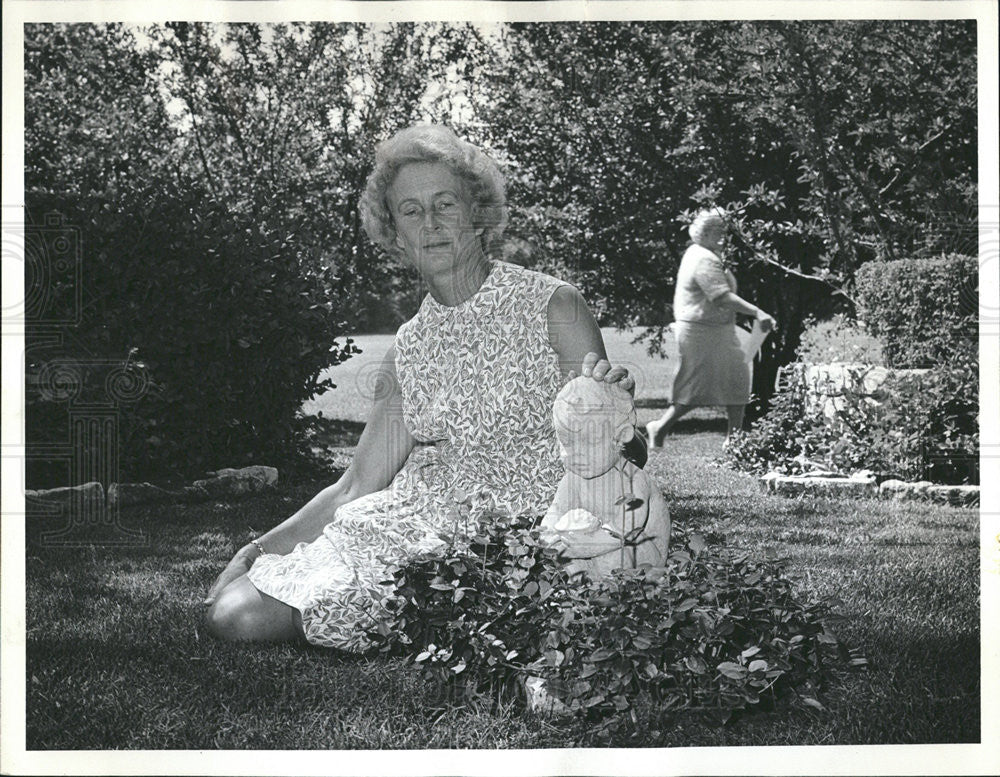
727, 251, 978, 485
465, 20, 976, 411
724, 358, 979, 484
855, 255, 978, 368
23, 23, 457, 482
371, 513, 850, 735
794, 315, 885, 365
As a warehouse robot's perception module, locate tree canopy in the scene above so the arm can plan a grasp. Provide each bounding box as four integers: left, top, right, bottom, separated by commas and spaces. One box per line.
24, 20, 977, 477
463, 21, 976, 399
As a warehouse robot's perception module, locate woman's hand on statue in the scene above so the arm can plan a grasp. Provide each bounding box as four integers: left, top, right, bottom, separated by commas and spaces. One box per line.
755, 310, 777, 332
203, 545, 257, 606
571, 352, 636, 395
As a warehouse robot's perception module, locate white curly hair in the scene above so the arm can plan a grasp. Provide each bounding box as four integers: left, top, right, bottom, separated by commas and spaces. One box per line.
688, 207, 728, 247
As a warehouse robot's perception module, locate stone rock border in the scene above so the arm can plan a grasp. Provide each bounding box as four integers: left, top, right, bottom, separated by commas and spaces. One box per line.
23, 481, 105, 512
25, 465, 279, 512
760, 471, 877, 498
877, 478, 979, 507
760, 471, 978, 506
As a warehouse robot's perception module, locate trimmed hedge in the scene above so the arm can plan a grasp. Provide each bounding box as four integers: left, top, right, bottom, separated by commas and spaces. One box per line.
854, 255, 977, 368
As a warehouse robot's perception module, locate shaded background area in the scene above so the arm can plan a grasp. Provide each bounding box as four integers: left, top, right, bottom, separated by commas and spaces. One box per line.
22, 20, 977, 486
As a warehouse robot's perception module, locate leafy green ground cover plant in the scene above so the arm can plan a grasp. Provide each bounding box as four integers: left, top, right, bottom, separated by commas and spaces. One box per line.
724, 357, 978, 484
371, 513, 850, 738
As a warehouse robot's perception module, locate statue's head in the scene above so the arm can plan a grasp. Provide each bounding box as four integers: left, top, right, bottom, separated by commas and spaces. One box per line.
553, 377, 636, 478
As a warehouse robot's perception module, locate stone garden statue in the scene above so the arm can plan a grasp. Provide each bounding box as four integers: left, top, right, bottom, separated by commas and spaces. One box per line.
541, 377, 671, 578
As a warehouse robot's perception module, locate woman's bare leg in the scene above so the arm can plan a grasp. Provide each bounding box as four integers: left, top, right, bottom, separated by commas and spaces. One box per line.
646, 403, 692, 448
725, 404, 746, 440
205, 575, 305, 643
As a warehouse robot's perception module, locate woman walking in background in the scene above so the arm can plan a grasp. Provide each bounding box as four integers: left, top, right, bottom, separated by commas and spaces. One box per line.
646, 208, 776, 448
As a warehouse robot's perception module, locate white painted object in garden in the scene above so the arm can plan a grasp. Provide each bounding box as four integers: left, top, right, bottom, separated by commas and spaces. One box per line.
540, 377, 671, 579
775, 362, 929, 420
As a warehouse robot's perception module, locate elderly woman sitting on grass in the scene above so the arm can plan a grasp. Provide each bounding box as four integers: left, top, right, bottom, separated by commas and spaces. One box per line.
203, 124, 646, 650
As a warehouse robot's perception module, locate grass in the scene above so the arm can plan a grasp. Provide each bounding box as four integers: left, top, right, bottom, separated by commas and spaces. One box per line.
25, 330, 980, 749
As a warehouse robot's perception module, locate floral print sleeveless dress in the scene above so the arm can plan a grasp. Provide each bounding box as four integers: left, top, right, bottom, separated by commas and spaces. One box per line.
246, 261, 568, 650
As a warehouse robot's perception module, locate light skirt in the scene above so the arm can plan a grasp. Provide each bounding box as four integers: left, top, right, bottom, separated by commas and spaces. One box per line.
245, 487, 445, 652
669, 321, 751, 406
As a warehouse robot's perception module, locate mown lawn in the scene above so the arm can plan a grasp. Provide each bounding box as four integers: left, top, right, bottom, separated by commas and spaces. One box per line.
25, 458, 979, 747
25, 329, 980, 749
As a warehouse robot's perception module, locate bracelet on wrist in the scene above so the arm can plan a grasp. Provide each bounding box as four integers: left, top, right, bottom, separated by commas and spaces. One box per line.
250, 538, 268, 557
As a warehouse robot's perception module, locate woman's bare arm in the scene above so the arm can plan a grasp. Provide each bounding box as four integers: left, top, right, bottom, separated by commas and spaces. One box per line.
257, 344, 417, 554
713, 291, 776, 330
204, 344, 416, 605
546, 284, 633, 387
546, 284, 645, 466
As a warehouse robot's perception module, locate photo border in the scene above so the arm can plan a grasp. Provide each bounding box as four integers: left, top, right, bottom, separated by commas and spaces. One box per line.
3, 1, 997, 775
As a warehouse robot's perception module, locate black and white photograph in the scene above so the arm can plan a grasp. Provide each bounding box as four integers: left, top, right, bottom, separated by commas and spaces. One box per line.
2, 1, 998, 775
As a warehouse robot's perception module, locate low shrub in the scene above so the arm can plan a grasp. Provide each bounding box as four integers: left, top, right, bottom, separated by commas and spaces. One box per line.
854, 255, 977, 368
725, 356, 979, 484
723, 367, 825, 478
866, 352, 979, 484
795, 315, 885, 365
24, 195, 360, 486
371, 513, 849, 737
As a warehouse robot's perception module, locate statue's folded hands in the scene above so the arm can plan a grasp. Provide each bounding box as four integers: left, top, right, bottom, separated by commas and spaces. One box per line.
550, 507, 601, 532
